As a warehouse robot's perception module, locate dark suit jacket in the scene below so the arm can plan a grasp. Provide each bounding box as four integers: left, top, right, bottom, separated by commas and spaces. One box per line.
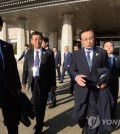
108, 55, 120, 99
0, 39, 21, 95
22, 47, 56, 90
97, 67, 114, 132
70, 46, 108, 121
98, 88, 114, 132
54, 51, 61, 68
63, 51, 72, 68
18, 51, 26, 61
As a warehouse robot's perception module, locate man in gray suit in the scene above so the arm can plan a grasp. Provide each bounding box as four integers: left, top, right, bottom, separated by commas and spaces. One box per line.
59, 46, 72, 83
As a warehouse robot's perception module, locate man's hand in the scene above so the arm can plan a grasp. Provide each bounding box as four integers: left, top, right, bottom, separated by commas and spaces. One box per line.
22, 84, 26, 89
97, 83, 107, 90
75, 75, 86, 87
57, 64, 60, 67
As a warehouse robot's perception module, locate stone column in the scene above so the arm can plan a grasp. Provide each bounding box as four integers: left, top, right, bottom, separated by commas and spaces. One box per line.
1, 22, 8, 41
61, 13, 73, 62
26, 30, 30, 45
75, 29, 81, 41
17, 18, 27, 60
49, 31, 58, 49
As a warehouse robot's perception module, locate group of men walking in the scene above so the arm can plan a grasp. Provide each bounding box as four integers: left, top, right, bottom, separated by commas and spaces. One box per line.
0, 14, 120, 134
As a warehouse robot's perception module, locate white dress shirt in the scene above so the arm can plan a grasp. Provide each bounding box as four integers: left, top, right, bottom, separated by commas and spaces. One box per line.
33, 47, 42, 77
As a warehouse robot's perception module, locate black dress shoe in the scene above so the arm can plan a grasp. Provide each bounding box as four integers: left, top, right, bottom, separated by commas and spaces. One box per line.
48, 103, 56, 109
33, 125, 42, 134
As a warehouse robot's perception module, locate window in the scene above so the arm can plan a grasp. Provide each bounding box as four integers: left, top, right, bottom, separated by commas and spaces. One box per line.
8, 38, 17, 55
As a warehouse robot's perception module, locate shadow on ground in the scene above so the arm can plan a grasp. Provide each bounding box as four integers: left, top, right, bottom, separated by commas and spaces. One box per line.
43, 107, 76, 134
112, 99, 120, 132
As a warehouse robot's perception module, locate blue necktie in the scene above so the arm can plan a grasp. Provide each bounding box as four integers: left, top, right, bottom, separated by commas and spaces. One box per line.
108, 57, 113, 68
86, 50, 92, 70
34, 51, 39, 67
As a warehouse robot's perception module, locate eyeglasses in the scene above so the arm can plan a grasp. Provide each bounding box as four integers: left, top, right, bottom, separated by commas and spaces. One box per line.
32, 38, 42, 42
81, 36, 94, 42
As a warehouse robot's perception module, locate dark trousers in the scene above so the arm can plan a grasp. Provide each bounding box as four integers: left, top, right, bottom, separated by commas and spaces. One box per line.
1, 89, 19, 134
31, 78, 49, 132
61, 67, 71, 81
78, 90, 99, 134
69, 79, 75, 93
109, 87, 118, 119
48, 90, 56, 105
56, 67, 61, 80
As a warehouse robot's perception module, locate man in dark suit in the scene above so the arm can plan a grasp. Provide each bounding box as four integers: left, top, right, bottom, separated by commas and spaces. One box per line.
53, 47, 61, 81
103, 41, 120, 119
42, 37, 56, 108
17, 44, 29, 62
0, 16, 22, 134
70, 28, 109, 134
69, 44, 80, 95
22, 32, 56, 134
59, 46, 72, 83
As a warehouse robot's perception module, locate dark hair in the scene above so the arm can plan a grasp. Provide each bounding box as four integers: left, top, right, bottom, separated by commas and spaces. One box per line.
43, 37, 49, 43
103, 40, 114, 48
79, 28, 95, 40
53, 46, 58, 49
0, 16, 3, 27
24, 44, 29, 47
30, 31, 43, 39
74, 44, 80, 48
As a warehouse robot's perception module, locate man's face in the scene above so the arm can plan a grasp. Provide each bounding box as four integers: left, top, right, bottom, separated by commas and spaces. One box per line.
103, 42, 114, 55
42, 41, 47, 48
31, 35, 42, 49
64, 47, 68, 52
53, 48, 57, 52
80, 31, 95, 49
24, 46, 28, 51
74, 46, 79, 51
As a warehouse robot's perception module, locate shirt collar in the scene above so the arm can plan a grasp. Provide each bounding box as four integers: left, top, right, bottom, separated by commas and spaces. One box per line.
109, 54, 114, 58
34, 47, 42, 53
84, 47, 94, 53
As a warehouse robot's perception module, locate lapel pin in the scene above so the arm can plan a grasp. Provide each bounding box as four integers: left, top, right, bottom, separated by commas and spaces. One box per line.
96, 53, 99, 56
43, 52, 46, 54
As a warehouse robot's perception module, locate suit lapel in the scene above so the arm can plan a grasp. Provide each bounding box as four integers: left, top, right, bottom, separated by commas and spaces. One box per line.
90, 47, 99, 73
40, 48, 46, 65
0, 40, 7, 70
29, 50, 34, 67
113, 55, 118, 67
81, 48, 90, 74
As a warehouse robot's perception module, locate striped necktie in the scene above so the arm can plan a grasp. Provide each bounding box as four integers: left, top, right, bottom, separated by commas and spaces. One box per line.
86, 50, 92, 70
34, 51, 39, 67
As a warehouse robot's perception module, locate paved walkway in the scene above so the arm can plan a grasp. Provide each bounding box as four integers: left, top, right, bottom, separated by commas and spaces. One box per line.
0, 64, 120, 134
